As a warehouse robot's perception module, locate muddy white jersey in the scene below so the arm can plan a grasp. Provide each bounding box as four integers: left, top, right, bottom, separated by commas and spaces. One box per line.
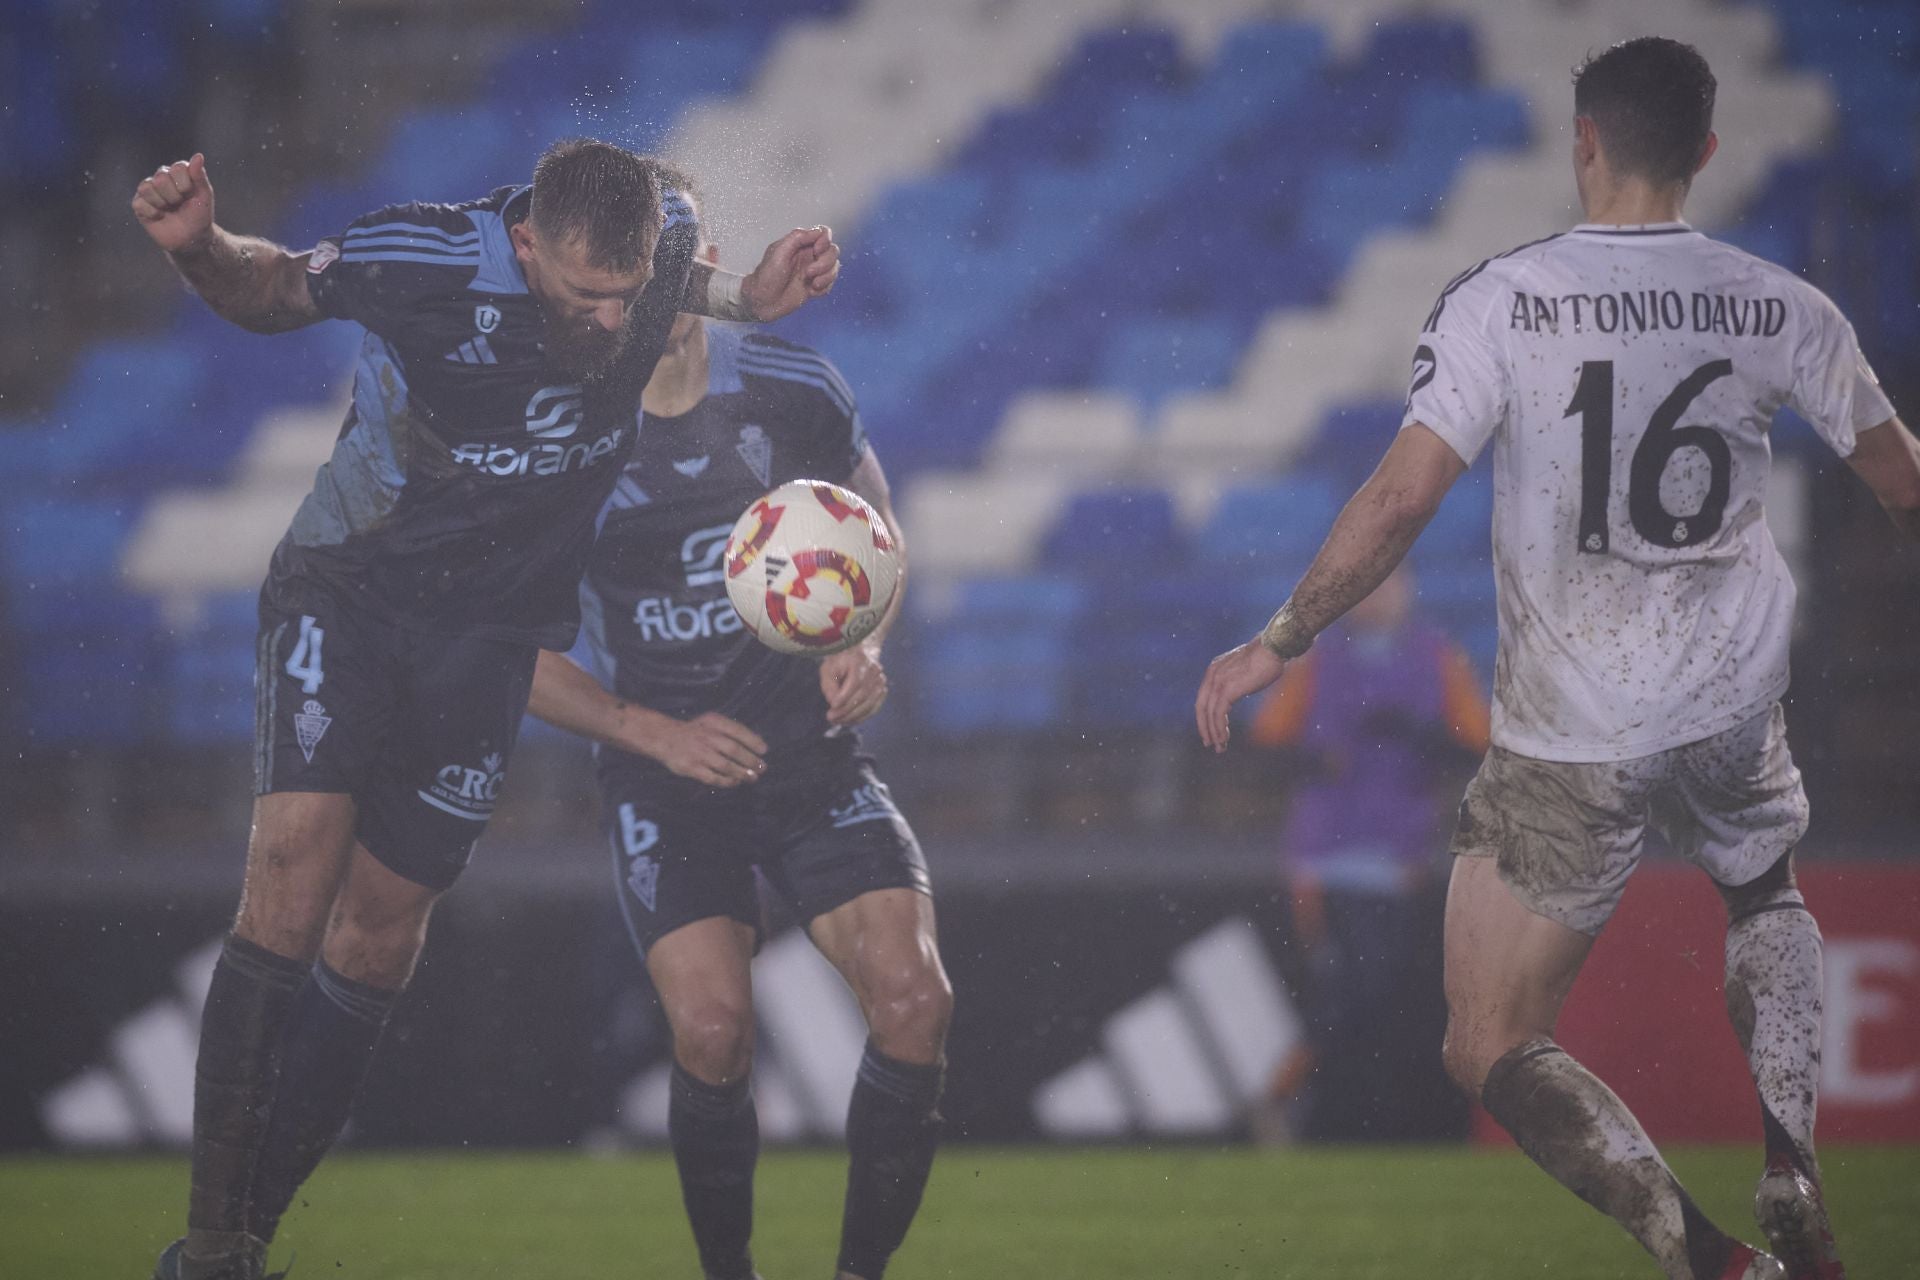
1403, 222, 1893, 762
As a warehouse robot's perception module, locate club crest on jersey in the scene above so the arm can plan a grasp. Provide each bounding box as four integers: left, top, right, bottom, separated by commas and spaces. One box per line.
737, 424, 772, 487
674, 455, 711, 477
293, 700, 331, 764
475, 303, 501, 334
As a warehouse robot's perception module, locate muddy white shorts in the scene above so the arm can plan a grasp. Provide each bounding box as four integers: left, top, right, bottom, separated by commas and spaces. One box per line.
1450, 703, 1809, 936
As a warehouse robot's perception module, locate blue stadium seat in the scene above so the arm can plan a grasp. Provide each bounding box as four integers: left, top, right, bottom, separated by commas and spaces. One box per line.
1196, 475, 1343, 570
1093, 318, 1241, 406
1040, 487, 1185, 575
157, 589, 261, 746
1074, 573, 1235, 729
1420, 472, 1493, 560
1361, 16, 1478, 86
914, 575, 1084, 735
1304, 402, 1404, 483
1, 501, 138, 590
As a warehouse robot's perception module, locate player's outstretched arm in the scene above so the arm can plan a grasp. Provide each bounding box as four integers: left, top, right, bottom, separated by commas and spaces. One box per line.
1196, 423, 1465, 751
820, 448, 903, 726
1845, 416, 1920, 541
131, 154, 322, 335
684, 227, 839, 322
528, 650, 766, 787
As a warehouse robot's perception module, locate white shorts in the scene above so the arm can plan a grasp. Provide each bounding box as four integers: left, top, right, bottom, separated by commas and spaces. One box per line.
1450, 703, 1809, 936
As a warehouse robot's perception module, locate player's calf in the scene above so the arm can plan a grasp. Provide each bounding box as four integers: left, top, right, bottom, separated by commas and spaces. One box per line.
1720, 856, 1843, 1279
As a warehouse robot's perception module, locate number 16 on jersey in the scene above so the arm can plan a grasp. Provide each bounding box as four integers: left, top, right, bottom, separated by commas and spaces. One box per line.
1567, 358, 1734, 553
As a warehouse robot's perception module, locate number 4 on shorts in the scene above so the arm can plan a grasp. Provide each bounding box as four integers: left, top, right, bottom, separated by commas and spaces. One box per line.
286, 615, 326, 694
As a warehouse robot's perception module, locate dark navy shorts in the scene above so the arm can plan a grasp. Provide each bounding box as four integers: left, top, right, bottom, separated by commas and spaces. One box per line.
601, 735, 931, 958
254, 590, 537, 891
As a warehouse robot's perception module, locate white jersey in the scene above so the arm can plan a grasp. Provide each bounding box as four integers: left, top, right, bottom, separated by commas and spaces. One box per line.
1403, 222, 1893, 762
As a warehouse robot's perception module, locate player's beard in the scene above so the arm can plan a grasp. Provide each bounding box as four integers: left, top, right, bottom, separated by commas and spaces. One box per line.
543, 316, 632, 381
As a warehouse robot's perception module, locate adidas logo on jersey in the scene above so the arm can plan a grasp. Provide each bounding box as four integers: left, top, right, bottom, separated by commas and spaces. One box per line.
445, 336, 498, 365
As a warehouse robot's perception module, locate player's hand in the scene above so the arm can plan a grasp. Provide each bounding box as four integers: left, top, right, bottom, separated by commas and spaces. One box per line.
1195, 639, 1289, 753
820, 641, 887, 726
742, 226, 840, 321
650, 712, 768, 788
132, 153, 215, 255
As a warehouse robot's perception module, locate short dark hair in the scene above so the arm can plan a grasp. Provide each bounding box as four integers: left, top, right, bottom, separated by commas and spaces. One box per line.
1572, 38, 1717, 186
529, 138, 661, 272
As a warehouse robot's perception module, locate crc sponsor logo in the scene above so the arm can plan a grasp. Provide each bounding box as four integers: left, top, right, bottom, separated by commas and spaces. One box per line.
682, 523, 733, 587
634, 595, 742, 643
416, 751, 507, 822
450, 427, 625, 477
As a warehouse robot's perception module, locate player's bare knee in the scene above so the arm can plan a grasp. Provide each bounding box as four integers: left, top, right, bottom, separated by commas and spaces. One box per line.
672, 1003, 755, 1084
863, 964, 953, 1060
322, 884, 436, 989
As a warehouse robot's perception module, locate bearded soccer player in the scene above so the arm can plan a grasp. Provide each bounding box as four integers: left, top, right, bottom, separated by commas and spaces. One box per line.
130, 140, 838, 1280
527, 173, 948, 1280
1196, 38, 1920, 1280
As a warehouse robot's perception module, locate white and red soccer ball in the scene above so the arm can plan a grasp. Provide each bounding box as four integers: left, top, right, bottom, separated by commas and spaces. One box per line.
724, 479, 901, 656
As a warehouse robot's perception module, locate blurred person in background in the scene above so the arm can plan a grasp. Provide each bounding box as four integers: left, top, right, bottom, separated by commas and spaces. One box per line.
1245, 565, 1486, 1142
528, 174, 945, 1280
130, 139, 838, 1280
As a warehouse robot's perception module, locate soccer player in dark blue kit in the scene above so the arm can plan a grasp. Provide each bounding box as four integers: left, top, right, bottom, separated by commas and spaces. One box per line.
130, 141, 839, 1280
527, 174, 949, 1280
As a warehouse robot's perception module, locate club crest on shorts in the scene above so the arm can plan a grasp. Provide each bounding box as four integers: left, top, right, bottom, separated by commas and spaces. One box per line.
293, 700, 332, 764
474, 303, 501, 334
736, 424, 772, 487
626, 855, 660, 912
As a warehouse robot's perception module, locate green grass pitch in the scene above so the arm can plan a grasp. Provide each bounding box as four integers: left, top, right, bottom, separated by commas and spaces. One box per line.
5, 1145, 1915, 1278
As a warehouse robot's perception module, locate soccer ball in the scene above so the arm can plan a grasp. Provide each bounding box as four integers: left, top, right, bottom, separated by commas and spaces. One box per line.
724, 479, 901, 656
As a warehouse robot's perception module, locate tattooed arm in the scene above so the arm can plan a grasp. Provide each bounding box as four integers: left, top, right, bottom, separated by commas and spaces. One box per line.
1195, 423, 1466, 750
131, 154, 322, 335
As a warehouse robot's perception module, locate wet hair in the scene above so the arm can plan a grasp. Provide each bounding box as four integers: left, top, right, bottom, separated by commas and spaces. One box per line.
529, 138, 661, 272
1572, 38, 1717, 187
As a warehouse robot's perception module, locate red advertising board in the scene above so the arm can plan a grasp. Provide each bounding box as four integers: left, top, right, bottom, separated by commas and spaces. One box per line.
1474, 862, 1920, 1145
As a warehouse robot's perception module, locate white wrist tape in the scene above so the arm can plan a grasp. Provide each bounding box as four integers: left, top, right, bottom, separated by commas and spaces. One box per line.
706, 269, 754, 321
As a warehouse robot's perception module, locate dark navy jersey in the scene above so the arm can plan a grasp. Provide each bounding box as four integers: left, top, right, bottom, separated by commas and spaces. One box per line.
264, 182, 699, 649
577, 324, 870, 768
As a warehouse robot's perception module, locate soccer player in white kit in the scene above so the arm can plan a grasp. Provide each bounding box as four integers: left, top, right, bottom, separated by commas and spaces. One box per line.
1196, 37, 1920, 1280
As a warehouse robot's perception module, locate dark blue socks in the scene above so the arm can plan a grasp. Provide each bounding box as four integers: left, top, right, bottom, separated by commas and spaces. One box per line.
669, 1063, 761, 1280
837, 1044, 945, 1280
247, 958, 399, 1242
